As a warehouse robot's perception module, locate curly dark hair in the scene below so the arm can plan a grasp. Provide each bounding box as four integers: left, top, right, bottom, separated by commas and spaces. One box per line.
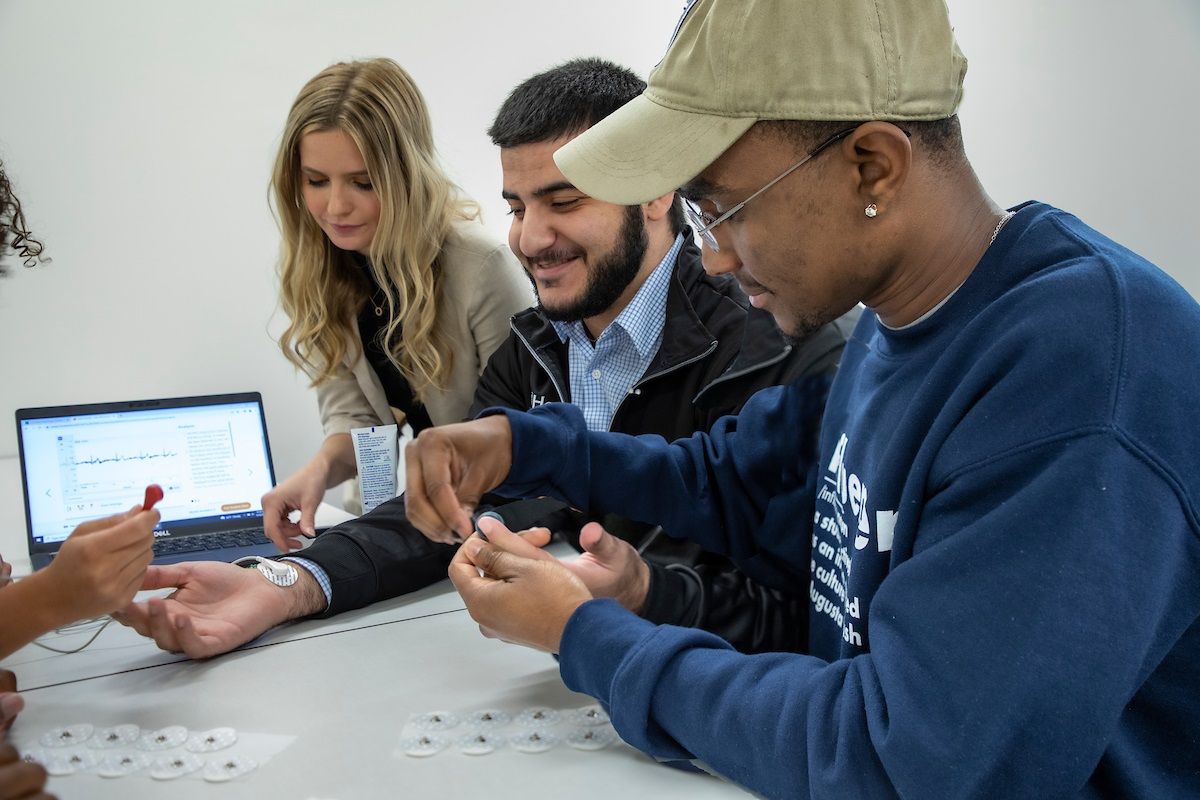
0, 159, 48, 275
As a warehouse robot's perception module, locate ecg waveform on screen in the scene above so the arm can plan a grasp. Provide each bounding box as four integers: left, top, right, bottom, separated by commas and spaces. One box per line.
71, 449, 180, 466
57, 433, 187, 506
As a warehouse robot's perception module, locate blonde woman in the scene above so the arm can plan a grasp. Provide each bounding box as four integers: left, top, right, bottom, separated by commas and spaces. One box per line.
264, 59, 531, 551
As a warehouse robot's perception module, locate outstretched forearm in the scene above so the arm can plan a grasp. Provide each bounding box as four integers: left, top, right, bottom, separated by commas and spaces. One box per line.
277, 565, 328, 620
292, 496, 457, 617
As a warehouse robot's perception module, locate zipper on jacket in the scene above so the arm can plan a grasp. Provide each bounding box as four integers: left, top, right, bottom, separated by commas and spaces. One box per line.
511, 322, 568, 404
693, 343, 795, 405
609, 339, 719, 430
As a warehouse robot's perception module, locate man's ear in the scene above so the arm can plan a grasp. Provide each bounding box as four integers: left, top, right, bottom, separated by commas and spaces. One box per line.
841, 122, 912, 210
641, 191, 677, 222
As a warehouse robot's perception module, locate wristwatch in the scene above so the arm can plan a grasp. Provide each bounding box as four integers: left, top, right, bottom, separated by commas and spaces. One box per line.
233, 556, 298, 587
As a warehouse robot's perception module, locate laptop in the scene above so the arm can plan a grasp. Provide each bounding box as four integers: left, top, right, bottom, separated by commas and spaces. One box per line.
16, 392, 282, 569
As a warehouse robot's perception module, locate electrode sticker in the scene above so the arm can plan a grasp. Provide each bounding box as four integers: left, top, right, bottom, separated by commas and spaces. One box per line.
570, 705, 611, 727
402, 735, 451, 758
398, 704, 622, 759
14, 722, 294, 783
202, 756, 258, 782
186, 727, 238, 753
516, 707, 562, 728
40, 724, 94, 748
97, 752, 151, 778
88, 724, 141, 750
511, 730, 558, 754
36, 749, 99, 776
410, 711, 460, 732
149, 753, 204, 780
567, 727, 617, 751
457, 732, 505, 756
137, 725, 189, 751
464, 709, 511, 729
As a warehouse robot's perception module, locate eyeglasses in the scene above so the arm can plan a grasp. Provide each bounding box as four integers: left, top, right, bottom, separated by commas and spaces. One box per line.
684, 127, 857, 252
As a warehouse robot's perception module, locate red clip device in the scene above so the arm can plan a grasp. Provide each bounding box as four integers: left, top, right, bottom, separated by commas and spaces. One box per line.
142, 484, 164, 511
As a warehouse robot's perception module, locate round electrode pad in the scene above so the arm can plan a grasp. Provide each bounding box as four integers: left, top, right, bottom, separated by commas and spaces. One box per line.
88, 724, 141, 749
40, 751, 92, 776
40, 724, 94, 748
516, 707, 562, 727
402, 735, 450, 758
137, 725, 189, 751
186, 727, 237, 753
149, 753, 204, 780
256, 559, 298, 587
567, 727, 617, 751
465, 709, 511, 729
411, 711, 460, 731
570, 706, 610, 726
97, 752, 151, 778
203, 756, 258, 782
234, 555, 298, 586
457, 732, 505, 755
512, 730, 558, 754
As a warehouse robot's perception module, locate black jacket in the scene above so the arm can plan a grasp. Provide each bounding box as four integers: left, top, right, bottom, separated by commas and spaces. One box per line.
470, 240, 843, 436
294, 237, 858, 653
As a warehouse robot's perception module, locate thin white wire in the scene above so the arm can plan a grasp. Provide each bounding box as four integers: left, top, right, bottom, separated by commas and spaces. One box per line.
31, 616, 114, 654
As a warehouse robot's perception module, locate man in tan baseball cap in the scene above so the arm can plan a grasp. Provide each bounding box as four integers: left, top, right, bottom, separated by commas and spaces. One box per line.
406, 1, 1200, 797
555, 0, 966, 206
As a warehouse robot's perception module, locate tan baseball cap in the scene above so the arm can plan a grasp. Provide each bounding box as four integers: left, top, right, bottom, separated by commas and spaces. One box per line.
555, 0, 968, 205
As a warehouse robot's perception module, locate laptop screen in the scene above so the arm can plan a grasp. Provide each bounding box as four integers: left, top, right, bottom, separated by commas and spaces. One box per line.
16, 394, 277, 548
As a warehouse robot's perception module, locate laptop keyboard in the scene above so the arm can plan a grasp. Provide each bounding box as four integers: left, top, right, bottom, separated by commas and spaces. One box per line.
152, 528, 269, 557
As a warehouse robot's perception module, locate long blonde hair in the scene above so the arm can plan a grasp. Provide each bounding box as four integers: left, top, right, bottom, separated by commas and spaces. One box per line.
271, 58, 478, 397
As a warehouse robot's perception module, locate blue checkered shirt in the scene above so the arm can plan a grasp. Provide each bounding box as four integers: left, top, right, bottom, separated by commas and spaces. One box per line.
550, 233, 684, 432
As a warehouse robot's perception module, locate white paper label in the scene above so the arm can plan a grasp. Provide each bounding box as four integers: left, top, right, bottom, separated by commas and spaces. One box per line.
351, 424, 399, 512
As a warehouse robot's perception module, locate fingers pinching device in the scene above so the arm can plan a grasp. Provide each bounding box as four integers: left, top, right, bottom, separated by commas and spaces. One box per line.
467, 498, 568, 542
472, 511, 505, 542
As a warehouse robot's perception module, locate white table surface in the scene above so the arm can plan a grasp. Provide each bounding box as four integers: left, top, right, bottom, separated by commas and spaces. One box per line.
0, 458, 748, 799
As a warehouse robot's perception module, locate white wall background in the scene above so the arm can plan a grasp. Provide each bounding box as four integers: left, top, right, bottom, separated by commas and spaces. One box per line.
1, 0, 1197, 496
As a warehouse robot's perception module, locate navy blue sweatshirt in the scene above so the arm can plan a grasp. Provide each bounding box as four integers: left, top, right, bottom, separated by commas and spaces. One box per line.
489, 203, 1200, 799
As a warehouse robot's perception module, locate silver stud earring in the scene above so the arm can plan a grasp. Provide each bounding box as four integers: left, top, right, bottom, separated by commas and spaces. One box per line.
864, 203, 878, 218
